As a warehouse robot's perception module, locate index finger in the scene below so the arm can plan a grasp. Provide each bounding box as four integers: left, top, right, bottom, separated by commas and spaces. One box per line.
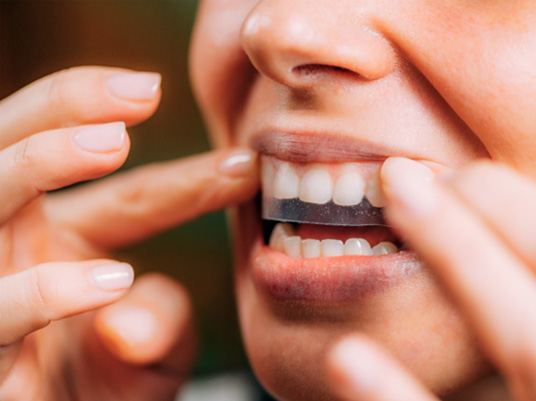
46, 148, 258, 249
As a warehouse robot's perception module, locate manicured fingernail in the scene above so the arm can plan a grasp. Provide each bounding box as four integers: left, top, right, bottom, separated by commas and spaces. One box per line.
106, 72, 161, 101
74, 122, 126, 153
330, 338, 376, 394
105, 306, 157, 346
90, 263, 134, 291
220, 149, 257, 177
381, 157, 437, 216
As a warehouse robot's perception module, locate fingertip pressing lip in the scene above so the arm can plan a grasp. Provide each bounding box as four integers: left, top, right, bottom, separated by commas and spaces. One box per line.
381, 157, 437, 217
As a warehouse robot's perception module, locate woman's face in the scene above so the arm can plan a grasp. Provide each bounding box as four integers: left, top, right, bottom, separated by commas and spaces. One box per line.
190, 1, 536, 400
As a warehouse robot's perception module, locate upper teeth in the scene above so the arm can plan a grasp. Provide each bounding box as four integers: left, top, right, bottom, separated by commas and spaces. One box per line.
262, 156, 386, 207
299, 168, 333, 204
333, 171, 366, 206
269, 223, 398, 259
272, 162, 300, 199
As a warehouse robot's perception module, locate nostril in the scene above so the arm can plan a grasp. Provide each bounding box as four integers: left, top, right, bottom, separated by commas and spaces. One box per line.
292, 64, 362, 81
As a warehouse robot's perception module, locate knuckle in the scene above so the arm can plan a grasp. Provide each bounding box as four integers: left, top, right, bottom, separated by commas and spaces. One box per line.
115, 168, 163, 216
46, 67, 96, 124
11, 136, 34, 172
46, 68, 73, 113
30, 264, 57, 323
11, 136, 53, 194
117, 175, 153, 214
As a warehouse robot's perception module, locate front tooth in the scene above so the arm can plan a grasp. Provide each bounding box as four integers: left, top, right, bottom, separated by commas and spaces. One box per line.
365, 173, 387, 208
321, 239, 344, 257
302, 239, 321, 258
333, 172, 365, 206
344, 238, 373, 256
372, 241, 398, 255
284, 236, 302, 258
269, 223, 294, 251
299, 168, 333, 204
273, 163, 299, 199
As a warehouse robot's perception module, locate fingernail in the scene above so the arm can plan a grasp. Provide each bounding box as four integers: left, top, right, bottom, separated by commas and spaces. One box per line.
106, 72, 161, 101
330, 338, 376, 394
220, 149, 257, 177
90, 263, 134, 291
74, 122, 126, 153
381, 157, 437, 216
105, 306, 157, 346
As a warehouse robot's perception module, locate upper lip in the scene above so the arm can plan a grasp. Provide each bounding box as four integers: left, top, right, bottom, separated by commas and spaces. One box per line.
250, 130, 399, 163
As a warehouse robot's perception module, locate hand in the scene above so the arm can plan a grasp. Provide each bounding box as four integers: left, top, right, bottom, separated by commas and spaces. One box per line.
0, 67, 258, 400
326, 158, 536, 401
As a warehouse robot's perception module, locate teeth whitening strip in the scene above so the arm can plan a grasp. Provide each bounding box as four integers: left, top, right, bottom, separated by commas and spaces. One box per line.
260, 156, 387, 227
262, 197, 385, 226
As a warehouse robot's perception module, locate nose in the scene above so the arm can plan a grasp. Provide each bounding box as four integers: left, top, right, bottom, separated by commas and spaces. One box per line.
240, 0, 397, 89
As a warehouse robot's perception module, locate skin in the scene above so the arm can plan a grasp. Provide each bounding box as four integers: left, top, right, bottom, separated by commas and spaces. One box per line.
0, 66, 258, 400
3, 2, 536, 400
190, 1, 536, 400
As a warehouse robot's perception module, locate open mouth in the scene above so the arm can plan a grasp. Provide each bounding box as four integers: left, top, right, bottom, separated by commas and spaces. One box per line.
249, 152, 423, 303
261, 155, 403, 258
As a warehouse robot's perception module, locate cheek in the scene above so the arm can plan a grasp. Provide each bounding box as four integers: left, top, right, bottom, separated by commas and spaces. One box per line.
383, 3, 536, 173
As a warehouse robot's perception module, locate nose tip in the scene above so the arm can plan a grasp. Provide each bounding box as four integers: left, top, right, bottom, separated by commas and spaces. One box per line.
240, 5, 397, 89
240, 11, 306, 88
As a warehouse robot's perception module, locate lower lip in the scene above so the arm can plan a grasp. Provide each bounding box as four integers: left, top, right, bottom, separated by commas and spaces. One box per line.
251, 239, 423, 302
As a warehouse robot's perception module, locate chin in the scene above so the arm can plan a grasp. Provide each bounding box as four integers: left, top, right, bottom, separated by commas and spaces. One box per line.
230, 179, 490, 401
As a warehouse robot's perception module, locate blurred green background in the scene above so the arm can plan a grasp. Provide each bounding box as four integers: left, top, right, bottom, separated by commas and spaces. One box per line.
0, 0, 248, 378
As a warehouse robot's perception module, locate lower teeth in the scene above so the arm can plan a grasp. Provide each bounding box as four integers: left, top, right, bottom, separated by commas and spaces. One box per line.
268, 223, 399, 259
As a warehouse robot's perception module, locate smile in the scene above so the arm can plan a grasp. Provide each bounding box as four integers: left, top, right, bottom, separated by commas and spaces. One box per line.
247, 133, 424, 303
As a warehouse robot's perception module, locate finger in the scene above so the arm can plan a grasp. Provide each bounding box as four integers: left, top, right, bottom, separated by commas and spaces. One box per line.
449, 161, 536, 267
382, 158, 536, 391
0, 260, 133, 381
327, 335, 438, 401
47, 148, 259, 249
0, 260, 134, 345
93, 273, 196, 398
0, 122, 129, 224
0, 66, 161, 149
